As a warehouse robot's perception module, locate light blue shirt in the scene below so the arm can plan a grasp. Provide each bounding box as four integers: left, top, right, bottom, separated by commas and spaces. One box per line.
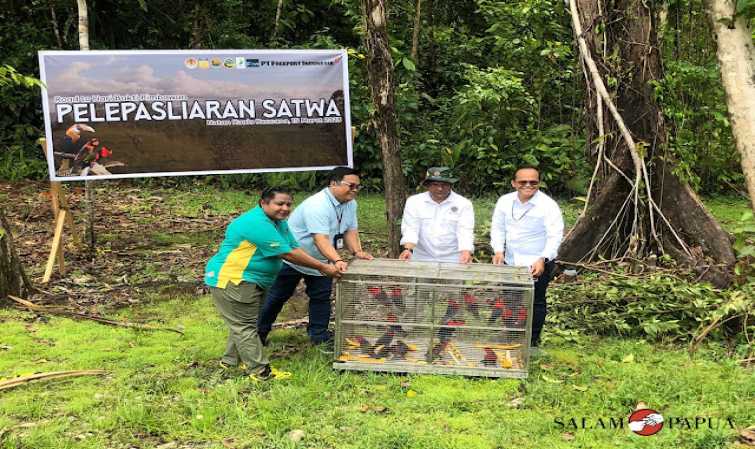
284, 187, 358, 275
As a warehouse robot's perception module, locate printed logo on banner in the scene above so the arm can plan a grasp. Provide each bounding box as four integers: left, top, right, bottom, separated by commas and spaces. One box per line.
198, 58, 210, 69
236, 57, 245, 69
246, 58, 260, 68
211, 57, 222, 68
184, 57, 198, 69
256, 60, 335, 68
223, 58, 235, 69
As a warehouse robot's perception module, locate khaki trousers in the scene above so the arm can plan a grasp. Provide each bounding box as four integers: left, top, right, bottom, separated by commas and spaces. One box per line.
211, 281, 269, 373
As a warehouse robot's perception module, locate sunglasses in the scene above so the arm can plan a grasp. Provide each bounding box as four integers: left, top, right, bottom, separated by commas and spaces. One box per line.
338, 181, 363, 191
516, 180, 540, 186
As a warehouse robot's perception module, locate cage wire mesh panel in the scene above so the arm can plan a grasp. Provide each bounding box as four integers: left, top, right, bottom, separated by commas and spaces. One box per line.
333, 258, 534, 378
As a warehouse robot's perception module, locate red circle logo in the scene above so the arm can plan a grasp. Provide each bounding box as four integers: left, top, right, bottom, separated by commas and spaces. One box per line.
628, 409, 664, 436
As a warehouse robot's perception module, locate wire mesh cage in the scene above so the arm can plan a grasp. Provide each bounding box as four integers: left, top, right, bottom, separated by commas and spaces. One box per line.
333, 258, 534, 378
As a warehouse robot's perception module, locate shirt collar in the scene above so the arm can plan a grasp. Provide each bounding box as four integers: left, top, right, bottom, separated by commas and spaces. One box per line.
324, 186, 346, 208
253, 205, 277, 225
423, 190, 455, 205
514, 190, 541, 206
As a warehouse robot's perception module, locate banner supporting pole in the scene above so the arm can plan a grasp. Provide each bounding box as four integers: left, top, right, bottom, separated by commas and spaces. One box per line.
40, 138, 72, 283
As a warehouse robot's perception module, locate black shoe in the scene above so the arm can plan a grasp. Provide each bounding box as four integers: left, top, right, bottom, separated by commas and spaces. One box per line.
249, 364, 273, 381
316, 339, 335, 355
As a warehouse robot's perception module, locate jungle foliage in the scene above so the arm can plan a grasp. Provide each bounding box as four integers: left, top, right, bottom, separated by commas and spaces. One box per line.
0, 0, 745, 195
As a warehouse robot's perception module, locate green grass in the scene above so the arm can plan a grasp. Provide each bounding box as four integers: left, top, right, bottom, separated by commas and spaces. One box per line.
705, 195, 753, 232
1, 299, 752, 449
1, 187, 751, 448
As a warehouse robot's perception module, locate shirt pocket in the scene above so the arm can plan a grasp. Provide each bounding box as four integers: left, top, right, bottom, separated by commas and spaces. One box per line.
520, 210, 546, 233
436, 210, 460, 245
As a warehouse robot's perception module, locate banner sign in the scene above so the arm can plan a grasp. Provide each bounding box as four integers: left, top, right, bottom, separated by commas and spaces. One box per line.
38, 49, 352, 181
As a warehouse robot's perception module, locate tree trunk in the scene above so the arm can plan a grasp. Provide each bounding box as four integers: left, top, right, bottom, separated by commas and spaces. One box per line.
76, 0, 89, 50
0, 208, 33, 301
77, 0, 96, 258
705, 0, 755, 211
49, 0, 63, 48
410, 0, 422, 63
561, 0, 736, 287
189, 3, 205, 49
272, 0, 285, 42
362, 0, 407, 257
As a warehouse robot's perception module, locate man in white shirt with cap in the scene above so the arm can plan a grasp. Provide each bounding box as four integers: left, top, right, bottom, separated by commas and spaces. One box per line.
490, 166, 564, 349
399, 167, 475, 263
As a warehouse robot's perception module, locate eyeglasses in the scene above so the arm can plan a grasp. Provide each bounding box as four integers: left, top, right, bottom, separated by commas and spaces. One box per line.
338, 181, 363, 191
516, 180, 540, 186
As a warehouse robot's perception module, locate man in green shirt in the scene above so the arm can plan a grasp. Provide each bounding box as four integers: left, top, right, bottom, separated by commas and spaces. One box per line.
204, 187, 342, 379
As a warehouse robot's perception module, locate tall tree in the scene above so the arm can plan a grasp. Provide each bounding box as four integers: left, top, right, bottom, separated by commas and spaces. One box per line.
77, 0, 97, 257
0, 209, 33, 301
706, 0, 755, 211
561, 0, 736, 286
410, 0, 422, 62
362, 0, 407, 256
272, 0, 285, 42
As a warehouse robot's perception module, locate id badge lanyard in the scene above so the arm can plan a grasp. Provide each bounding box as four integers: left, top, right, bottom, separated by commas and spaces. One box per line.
332, 201, 345, 250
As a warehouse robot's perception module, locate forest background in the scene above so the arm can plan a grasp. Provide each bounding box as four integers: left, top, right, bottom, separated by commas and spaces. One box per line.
0, 1, 754, 447
0, 0, 746, 197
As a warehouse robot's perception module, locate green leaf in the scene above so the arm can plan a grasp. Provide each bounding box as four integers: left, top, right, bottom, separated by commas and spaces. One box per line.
736, 0, 755, 19
401, 58, 416, 72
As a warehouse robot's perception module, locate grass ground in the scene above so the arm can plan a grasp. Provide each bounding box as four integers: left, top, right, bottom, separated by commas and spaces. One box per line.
0, 183, 753, 448
1, 298, 752, 449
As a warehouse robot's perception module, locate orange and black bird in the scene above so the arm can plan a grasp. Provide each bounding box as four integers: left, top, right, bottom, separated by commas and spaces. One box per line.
62, 124, 95, 156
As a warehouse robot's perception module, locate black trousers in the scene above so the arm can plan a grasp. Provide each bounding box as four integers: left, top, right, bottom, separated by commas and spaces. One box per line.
531, 261, 555, 347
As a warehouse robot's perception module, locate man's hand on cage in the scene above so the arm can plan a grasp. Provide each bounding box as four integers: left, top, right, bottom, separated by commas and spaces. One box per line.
492, 252, 505, 265
529, 258, 545, 277
320, 263, 343, 278
354, 250, 373, 260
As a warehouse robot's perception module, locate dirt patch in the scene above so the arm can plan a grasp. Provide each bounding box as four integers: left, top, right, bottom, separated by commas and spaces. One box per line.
0, 181, 314, 317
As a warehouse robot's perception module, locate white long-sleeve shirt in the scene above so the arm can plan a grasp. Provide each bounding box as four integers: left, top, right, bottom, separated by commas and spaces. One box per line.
490, 191, 564, 267
400, 191, 475, 263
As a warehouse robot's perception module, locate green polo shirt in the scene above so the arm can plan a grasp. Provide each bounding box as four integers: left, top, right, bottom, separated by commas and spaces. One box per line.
204, 206, 299, 289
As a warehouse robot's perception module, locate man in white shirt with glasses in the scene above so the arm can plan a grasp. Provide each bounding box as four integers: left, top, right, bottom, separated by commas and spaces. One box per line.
399, 167, 475, 263
490, 166, 564, 350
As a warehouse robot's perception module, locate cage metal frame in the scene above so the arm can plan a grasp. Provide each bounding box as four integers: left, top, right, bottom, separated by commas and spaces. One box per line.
332, 258, 534, 378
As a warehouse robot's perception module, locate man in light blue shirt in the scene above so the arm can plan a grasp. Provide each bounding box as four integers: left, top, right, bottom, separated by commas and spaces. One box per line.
258, 167, 373, 348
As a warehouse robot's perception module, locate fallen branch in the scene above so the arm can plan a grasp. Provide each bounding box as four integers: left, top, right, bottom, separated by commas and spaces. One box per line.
272, 318, 309, 329
0, 370, 106, 391
7, 295, 184, 335
558, 260, 635, 278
